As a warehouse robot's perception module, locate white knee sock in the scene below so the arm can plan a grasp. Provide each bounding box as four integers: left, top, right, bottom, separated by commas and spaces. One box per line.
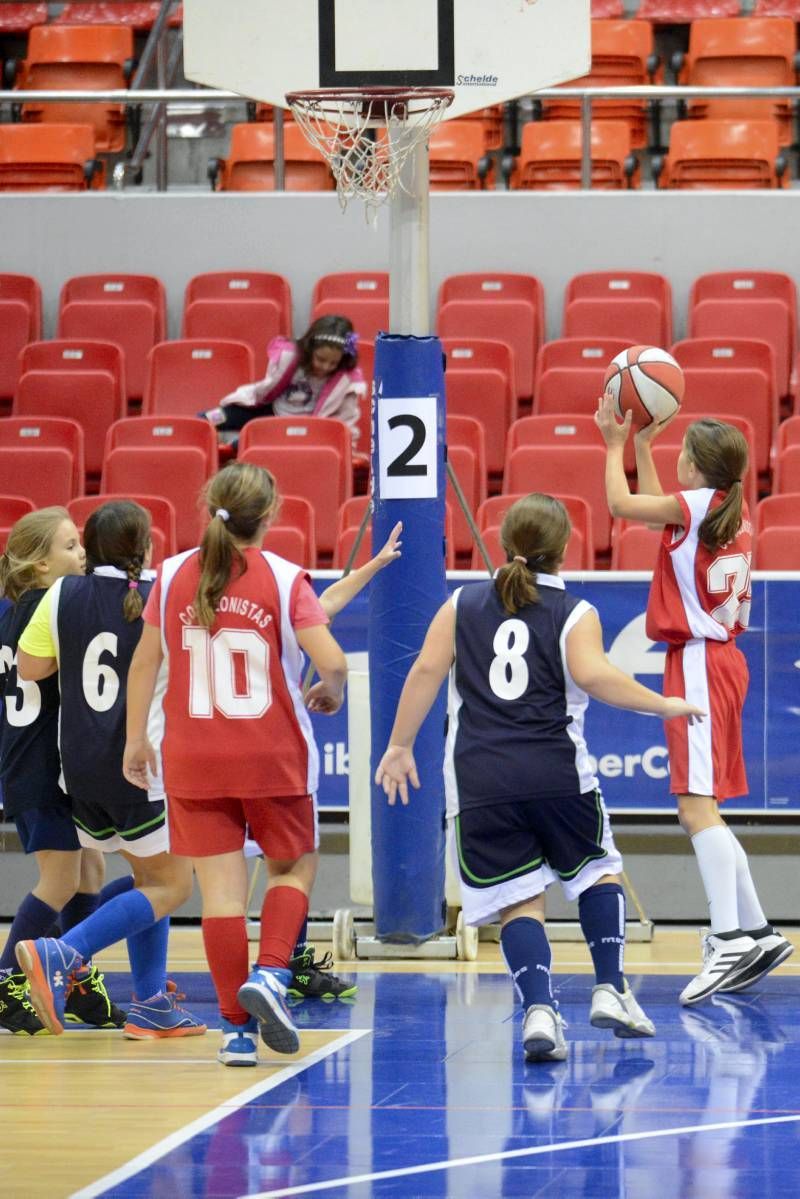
690, 826, 740, 934
727, 829, 768, 932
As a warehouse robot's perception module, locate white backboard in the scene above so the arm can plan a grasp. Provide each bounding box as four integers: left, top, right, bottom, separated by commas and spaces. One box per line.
183, 0, 591, 121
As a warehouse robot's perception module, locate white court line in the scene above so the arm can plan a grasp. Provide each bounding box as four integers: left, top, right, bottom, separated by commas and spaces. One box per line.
245, 1112, 800, 1198
68, 1028, 370, 1199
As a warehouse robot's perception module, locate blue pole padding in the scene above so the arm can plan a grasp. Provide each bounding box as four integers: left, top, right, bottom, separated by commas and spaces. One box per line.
368, 333, 448, 943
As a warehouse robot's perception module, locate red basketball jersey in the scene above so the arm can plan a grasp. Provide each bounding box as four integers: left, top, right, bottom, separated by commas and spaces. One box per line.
149, 547, 322, 800
646, 488, 752, 645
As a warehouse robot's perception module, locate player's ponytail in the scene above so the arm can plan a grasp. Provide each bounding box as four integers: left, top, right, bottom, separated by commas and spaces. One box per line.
84, 501, 152, 622
194, 462, 280, 628
684, 420, 749, 551
0, 507, 70, 602
495, 494, 571, 615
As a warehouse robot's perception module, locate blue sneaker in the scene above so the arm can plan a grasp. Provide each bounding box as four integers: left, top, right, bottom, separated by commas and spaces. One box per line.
15, 937, 83, 1035
218, 1016, 259, 1066
237, 966, 299, 1054
123, 991, 207, 1040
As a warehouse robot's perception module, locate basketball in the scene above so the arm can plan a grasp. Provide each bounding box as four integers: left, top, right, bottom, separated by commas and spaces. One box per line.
603, 345, 685, 428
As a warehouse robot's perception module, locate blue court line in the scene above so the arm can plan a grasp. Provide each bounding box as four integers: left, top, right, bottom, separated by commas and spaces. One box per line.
68, 1028, 370, 1199
244, 1111, 800, 1197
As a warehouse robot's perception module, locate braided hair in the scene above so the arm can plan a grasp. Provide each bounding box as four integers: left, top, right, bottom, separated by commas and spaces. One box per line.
83, 501, 152, 622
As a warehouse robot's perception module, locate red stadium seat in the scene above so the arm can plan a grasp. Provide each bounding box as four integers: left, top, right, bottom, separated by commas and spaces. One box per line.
104, 416, 219, 474
754, 525, 800, 569
311, 272, 389, 307
0, 447, 76, 507
68, 494, 177, 563
471, 524, 587, 572
659, 119, 788, 191
0, 123, 101, 192
17, 24, 134, 154
13, 362, 122, 480
563, 271, 672, 346
0, 417, 85, 497
270, 494, 317, 568
213, 122, 334, 191
239, 445, 351, 561
447, 414, 487, 499
477, 493, 594, 568
504, 445, 611, 554
439, 277, 545, 395
0, 274, 41, 403
512, 119, 639, 191
755, 492, 800, 535
101, 445, 210, 552
611, 522, 663, 570
143, 340, 255, 416
774, 445, 800, 493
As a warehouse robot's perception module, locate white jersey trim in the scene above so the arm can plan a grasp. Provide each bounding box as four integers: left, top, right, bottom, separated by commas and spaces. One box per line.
558, 600, 600, 794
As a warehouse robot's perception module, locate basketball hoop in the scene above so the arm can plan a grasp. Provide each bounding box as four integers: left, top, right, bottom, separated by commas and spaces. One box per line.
285, 86, 454, 214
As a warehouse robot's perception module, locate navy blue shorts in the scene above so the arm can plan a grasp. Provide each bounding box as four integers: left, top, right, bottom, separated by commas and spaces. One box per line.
15, 806, 81, 854
72, 795, 168, 857
455, 789, 616, 889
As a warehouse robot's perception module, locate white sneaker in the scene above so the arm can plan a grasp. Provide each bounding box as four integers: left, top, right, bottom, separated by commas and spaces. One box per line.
679, 932, 764, 1006
718, 930, 794, 994
522, 1004, 568, 1062
590, 981, 656, 1038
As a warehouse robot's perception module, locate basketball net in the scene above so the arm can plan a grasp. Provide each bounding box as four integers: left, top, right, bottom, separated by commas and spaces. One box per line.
286, 87, 453, 217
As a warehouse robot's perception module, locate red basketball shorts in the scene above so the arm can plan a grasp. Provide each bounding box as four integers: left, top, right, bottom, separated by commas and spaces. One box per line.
168, 793, 318, 859
663, 638, 749, 801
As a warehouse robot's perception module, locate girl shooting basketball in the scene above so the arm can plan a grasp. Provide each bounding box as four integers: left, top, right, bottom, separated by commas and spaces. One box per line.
376, 493, 703, 1062
595, 395, 792, 1005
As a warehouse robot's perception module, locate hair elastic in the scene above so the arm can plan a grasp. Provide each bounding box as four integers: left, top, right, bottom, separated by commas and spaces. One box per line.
216, 508, 230, 522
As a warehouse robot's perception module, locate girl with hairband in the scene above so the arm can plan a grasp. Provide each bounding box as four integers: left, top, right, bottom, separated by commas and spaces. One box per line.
15, 501, 205, 1041
595, 399, 792, 1006
376, 492, 704, 1063
200, 314, 365, 448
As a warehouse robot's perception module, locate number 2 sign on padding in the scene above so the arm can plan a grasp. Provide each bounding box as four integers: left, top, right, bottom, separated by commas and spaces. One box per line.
376, 396, 438, 500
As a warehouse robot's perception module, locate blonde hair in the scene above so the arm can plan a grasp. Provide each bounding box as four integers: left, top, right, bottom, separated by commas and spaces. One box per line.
193, 462, 280, 628
684, 419, 749, 550
495, 494, 572, 615
0, 507, 72, 602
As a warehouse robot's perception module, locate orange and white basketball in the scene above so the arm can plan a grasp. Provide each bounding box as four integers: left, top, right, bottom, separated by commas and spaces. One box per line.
603, 345, 684, 429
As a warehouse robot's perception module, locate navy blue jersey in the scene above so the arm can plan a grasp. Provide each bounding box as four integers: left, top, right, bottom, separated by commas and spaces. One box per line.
0, 588, 64, 817
53, 567, 155, 807
444, 575, 599, 813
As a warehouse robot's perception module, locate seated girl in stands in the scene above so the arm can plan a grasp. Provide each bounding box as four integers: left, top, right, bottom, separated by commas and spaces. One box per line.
200, 314, 365, 448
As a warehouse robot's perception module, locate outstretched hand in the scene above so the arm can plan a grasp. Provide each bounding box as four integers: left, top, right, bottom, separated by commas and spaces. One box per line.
595, 391, 632, 447
375, 745, 420, 806
662, 696, 706, 725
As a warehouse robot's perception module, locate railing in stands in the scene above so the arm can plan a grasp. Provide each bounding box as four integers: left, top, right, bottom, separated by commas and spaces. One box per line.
1, 85, 800, 190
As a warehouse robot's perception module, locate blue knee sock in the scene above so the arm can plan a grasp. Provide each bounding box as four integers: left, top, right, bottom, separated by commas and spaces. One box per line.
0, 893, 59, 971
578, 882, 626, 992
292, 917, 309, 959
500, 917, 553, 1009
61, 890, 156, 962
127, 916, 169, 1002
98, 874, 134, 906
60, 891, 99, 934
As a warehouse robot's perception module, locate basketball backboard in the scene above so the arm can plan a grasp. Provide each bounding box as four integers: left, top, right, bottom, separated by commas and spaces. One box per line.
183, 0, 591, 122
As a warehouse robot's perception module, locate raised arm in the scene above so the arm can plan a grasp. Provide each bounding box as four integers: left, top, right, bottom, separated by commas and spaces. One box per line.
566, 606, 703, 721
594, 393, 684, 526
319, 522, 402, 619
374, 598, 456, 805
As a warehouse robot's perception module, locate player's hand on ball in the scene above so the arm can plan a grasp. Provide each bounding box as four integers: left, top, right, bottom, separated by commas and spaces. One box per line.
662, 696, 706, 725
375, 746, 420, 806
375, 521, 403, 569
595, 391, 632, 446
305, 681, 344, 714
123, 737, 158, 789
